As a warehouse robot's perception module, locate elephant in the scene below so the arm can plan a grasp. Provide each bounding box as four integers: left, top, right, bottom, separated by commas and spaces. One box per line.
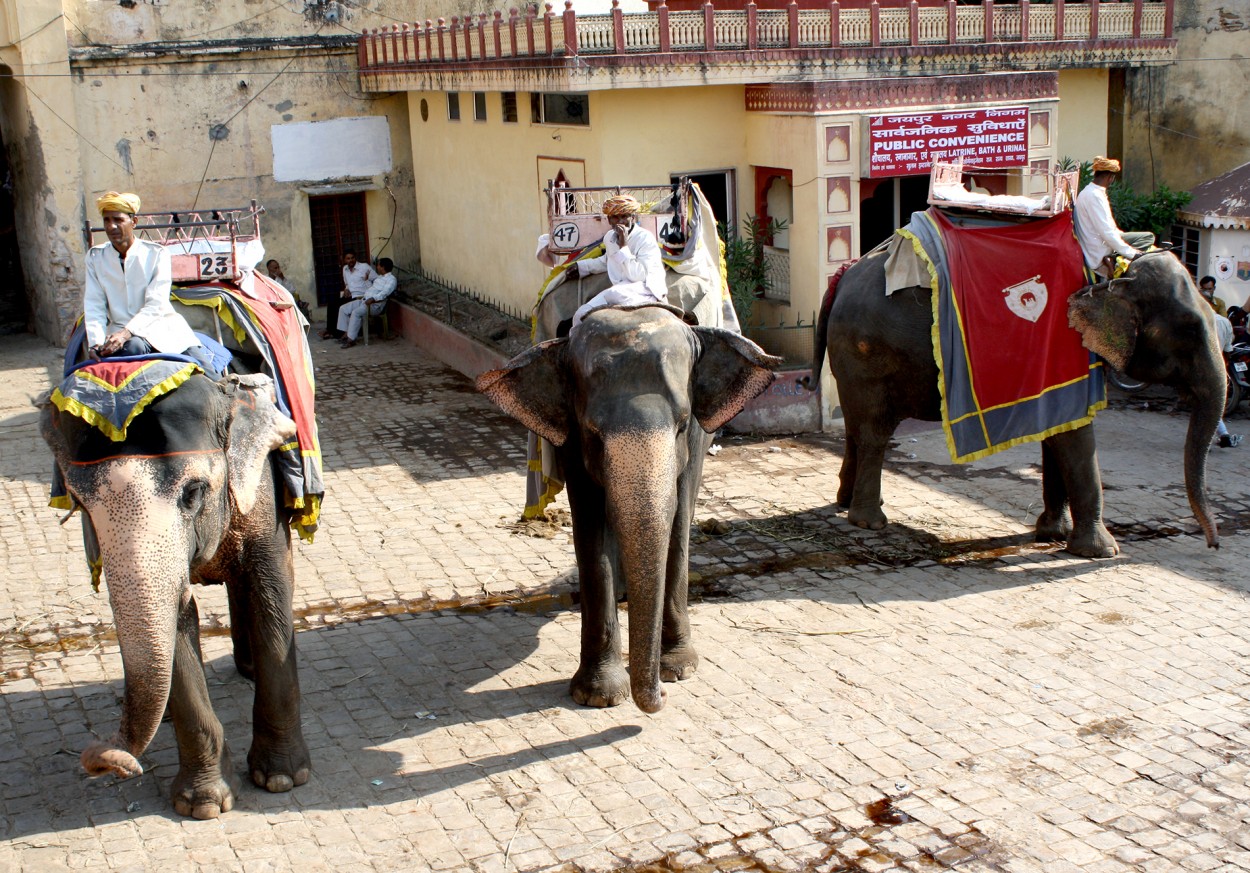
40, 372, 310, 818
477, 305, 780, 712
804, 250, 1225, 557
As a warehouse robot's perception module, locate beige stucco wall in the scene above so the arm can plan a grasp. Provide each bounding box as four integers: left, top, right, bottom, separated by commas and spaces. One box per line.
1122, 0, 1250, 193
0, 0, 86, 341
1056, 69, 1111, 166
71, 50, 416, 308
408, 85, 747, 316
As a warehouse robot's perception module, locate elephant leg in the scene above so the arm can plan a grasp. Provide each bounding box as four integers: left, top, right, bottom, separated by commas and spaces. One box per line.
565, 457, 629, 707
660, 433, 704, 683
841, 401, 894, 530
169, 592, 240, 820
1036, 438, 1073, 542
1045, 427, 1118, 558
837, 430, 858, 509
242, 530, 311, 793
226, 578, 254, 681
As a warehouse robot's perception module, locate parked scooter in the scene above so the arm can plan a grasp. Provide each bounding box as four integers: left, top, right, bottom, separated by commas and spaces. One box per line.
1227, 342, 1250, 416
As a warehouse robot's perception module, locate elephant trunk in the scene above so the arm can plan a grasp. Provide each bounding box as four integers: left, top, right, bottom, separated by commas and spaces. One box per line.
604, 430, 679, 714
1184, 352, 1225, 548
80, 478, 190, 778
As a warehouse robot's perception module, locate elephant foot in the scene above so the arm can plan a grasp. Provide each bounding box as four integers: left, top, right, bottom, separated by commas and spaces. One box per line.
660, 644, 699, 682
1065, 524, 1119, 559
1035, 509, 1073, 542
848, 503, 888, 531
171, 756, 241, 820
81, 740, 142, 780
247, 737, 311, 794
570, 662, 630, 708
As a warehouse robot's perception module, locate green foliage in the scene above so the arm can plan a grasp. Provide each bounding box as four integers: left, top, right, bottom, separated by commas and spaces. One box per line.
719, 215, 787, 325
1061, 156, 1193, 240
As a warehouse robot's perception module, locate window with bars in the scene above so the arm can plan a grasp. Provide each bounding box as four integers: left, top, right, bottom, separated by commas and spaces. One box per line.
1169, 224, 1200, 278
502, 92, 518, 123
447, 93, 461, 121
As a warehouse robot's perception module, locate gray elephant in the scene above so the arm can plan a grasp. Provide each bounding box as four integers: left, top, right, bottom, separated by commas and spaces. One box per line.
478, 305, 780, 712
41, 373, 310, 818
806, 250, 1224, 557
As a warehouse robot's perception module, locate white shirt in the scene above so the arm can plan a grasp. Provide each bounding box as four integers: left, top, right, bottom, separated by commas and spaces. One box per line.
1075, 182, 1138, 270
1216, 313, 1233, 354
576, 224, 667, 300
83, 238, 199, 353
365, 272, 397, 302
343, 262, 378, 298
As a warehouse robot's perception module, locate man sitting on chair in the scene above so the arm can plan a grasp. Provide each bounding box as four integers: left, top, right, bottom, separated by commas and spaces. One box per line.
84, 191, 221, 378
570, 195, 667, 330
337, 257, 396, 348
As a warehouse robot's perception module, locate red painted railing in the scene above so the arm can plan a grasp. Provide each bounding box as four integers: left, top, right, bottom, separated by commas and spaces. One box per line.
357, 0, 1173, 70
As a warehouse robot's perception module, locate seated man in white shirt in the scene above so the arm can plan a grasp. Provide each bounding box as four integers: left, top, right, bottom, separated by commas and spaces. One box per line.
336, 257, 396, 348
570, 195, 668, 330
84, 191, 221, 378
1074, 156, 1155, 277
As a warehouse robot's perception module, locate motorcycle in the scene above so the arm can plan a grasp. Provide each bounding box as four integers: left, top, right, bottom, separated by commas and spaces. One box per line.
1227, 342, 1250, 416
1102, 350, 1248, 418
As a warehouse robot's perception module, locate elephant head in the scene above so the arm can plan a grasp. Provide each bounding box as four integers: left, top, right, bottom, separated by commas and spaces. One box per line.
1068, 252, 1226, 547
40, 373, 296, 778
478, 306, 780, 712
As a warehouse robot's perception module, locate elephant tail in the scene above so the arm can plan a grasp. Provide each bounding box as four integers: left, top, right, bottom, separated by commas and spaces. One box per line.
798, 261, 854, 391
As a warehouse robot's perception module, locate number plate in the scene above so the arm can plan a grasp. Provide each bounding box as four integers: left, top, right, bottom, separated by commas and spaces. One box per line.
198, 253, 233, 279
1234, 362, 1247, 372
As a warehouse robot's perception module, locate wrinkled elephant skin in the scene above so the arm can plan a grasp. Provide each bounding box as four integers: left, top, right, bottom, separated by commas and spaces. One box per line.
478, 306, 780, 712
806, 250, 1224, 556
41, 374, 311, 818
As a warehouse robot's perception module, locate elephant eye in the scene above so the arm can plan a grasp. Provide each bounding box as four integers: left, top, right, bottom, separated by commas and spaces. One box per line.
179, 480, 208, 513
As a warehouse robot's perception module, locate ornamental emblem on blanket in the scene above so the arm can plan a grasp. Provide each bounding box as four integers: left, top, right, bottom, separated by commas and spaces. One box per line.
1001, 274, 1048, 323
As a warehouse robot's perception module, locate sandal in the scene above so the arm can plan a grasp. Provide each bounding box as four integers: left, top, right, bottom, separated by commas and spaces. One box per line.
319, 330, 336, 340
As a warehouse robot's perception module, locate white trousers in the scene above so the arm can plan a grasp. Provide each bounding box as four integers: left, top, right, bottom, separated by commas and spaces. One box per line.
571, 282, 666, 329
337, 298, 386, 340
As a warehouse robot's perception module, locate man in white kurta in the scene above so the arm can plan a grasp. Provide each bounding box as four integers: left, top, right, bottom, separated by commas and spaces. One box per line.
84, 191, 219, 376
571, 194, 668, 329
1074, 156, 1155, 276
336, 257, 397, 347
321, 250, 378, 339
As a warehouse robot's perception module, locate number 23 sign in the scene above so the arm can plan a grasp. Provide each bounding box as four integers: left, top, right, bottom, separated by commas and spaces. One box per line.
198, 253, 232, 279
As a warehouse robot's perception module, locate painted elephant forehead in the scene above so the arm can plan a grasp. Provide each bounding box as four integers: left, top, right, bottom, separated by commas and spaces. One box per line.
66, 452, 225, 511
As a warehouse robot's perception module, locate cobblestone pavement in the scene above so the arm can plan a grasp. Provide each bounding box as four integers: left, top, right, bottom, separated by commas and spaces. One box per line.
3, 331, 1250, 873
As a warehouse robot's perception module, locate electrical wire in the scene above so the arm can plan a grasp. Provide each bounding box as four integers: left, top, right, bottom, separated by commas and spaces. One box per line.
0, 12, 65, 49
191, 23, 326, 210
22, 84, 129, 173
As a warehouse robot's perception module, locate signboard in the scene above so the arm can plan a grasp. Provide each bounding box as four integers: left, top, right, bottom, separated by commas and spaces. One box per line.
866, 107, 1029, 178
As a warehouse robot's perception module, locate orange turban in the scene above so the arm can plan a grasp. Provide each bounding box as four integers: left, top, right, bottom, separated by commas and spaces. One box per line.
1091, 157, 1121, 174
602, 195, 641, 219
96, 191, 141, 216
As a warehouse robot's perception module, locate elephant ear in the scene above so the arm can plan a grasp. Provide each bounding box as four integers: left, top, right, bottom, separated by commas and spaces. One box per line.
476, 339, 571, 446
221, 374, 297, 516
1068, 278, 1138, 372
691, 328, 783, 433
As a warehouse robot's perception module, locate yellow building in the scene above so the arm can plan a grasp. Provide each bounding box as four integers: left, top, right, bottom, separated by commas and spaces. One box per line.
358, 1, 1176, 426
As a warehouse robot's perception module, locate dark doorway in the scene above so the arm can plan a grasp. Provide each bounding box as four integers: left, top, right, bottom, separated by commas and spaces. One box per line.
858, 175, 930, 256
676, 171, 734, 232
0, 125, 28, 333
308, 192, 369, 330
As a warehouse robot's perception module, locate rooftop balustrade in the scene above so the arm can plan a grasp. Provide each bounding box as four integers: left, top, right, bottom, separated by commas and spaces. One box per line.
357, 0, 1173, 79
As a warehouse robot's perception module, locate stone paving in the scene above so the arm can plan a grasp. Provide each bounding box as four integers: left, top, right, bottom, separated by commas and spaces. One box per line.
2, 331, 1250, 872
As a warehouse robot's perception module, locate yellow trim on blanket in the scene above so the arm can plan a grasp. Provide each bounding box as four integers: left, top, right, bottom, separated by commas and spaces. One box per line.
919, 212, 1108, 464
522, 477, 564, 520
50, 363, 198, 442
171, 291, 252, 345
49, 495, 73, 510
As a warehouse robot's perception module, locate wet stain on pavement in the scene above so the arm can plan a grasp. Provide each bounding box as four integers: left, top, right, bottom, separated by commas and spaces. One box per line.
600, 810, 999, 871
1077, 717, 1134, 739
